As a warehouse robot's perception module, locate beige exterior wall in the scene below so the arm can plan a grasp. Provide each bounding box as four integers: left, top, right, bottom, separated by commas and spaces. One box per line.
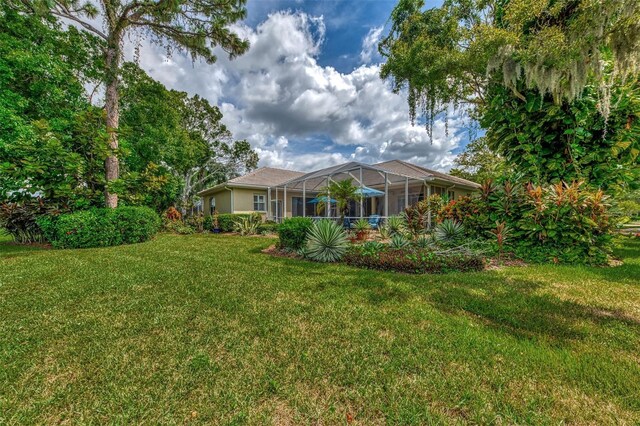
232, 188, 268, 214
203, 189, 232, 215
201, 182, 476, 218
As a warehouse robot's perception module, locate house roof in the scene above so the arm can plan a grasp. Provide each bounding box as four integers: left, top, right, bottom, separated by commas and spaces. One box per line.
374, 160, 481, 189
197, 167, 305, 195
198, 160, 479, 196
227, 167, 305, 187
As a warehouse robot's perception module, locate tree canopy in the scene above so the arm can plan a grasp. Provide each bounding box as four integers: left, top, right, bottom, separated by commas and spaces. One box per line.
380, 0, 640, 125
9, 0, 250, 207
0, 7, 258, 213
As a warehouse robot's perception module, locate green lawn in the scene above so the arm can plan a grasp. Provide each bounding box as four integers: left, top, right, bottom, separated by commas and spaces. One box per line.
1, 233, 639, 424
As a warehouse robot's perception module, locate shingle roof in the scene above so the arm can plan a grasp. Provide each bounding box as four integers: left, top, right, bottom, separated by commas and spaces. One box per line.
374, 160, 480, 188
227, 167, 305, 187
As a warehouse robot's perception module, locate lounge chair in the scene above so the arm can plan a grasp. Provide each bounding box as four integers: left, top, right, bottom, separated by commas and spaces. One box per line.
368, 215, 381, 230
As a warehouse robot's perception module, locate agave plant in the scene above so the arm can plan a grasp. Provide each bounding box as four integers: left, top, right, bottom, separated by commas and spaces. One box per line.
353, 218, 371, 232
233, 216, 260, 236
386, 215, 406, 235
434, 219, 464, 244
305, 219, 349, 262
378, 224, 392, 240
389, 233, 409, 249
413, 234, 434, 249
360, 240, 385, 256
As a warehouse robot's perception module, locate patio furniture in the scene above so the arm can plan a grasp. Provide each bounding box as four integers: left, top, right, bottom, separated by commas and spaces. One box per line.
368, 214, 381, 230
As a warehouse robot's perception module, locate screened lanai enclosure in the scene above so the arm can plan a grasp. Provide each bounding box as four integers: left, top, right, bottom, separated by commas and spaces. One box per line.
265, 161, 461, 226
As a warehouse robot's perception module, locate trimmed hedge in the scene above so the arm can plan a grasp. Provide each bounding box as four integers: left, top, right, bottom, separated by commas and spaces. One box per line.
343, 246, 484, 274
37, 206, 161, 249
277, 217, 313, 250
258, 222, 279, 234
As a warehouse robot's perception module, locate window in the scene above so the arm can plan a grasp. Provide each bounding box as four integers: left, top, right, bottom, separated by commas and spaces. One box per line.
253, 194, 266, 211
448, 191, 455, 200
209, 196, 216, 214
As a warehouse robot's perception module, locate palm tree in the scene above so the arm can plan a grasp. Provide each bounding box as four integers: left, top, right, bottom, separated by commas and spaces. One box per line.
317, 179, 362, 223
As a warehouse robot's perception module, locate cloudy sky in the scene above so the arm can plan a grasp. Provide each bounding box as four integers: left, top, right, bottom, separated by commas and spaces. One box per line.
130, 0, 474, 172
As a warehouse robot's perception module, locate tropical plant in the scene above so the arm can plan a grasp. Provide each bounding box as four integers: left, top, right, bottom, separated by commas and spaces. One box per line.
233, 215, 260, 236
354, 218, 371, 232
316, 179, 363, 222
378, 225, 392, 240
402, 200, 430, 237
435, 219, 465, 245
414, 235, 434, 249
490, 221, 511, 260
359, 241, 386, 256
0, 201, 57, 243
386, 215, 406, 236
353, 218, 371, 240
389, 233, 410, 249
305, 219, 349, 262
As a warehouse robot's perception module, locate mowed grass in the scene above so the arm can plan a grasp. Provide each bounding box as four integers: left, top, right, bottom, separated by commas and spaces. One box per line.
1, 233, 639, 424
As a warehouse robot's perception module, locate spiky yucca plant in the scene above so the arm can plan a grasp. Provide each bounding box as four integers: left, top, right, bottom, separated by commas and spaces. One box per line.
389, 233, 409, 249
435, 219, 464, 244
305, 219, 349, 262
386, 215, 406, 235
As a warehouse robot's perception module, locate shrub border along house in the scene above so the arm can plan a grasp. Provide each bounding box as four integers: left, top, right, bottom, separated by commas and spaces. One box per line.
38, 206, 161, 249
273, 216, 486, 274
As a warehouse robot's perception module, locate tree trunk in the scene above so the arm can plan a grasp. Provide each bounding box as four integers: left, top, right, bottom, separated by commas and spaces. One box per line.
104, 40, 121, 208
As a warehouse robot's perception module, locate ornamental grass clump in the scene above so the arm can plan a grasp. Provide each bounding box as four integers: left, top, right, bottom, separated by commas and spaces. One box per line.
305, 219, 349, 262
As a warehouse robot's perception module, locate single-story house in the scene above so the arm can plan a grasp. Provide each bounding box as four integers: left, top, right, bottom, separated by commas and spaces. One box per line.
197, 159, 480, 222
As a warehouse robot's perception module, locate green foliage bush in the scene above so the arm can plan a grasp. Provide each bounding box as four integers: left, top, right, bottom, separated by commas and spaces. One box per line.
0, 201, 56, 243
277, 217, 313, 250
111, 207, 162, 243
437, 181, 614, 264
258, 222, 279, 234
215, 214, 252, 232
37, 207, 160, 248
344, 246, 484, 274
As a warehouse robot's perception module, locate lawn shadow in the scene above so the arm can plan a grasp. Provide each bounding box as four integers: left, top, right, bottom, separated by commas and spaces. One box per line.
0, 241, 47, 259
333, 267, 640, 351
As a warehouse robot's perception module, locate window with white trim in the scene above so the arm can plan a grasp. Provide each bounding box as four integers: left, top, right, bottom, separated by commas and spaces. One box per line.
209, 196, 216, 214
253, 194, 266, 211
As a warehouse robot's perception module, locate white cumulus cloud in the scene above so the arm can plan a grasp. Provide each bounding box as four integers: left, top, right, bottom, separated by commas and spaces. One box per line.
134, 11, 466, 172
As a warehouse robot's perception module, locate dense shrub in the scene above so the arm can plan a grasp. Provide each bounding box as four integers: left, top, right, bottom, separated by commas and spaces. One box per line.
436, 180, 614, 264
111, 207, 162, 243
344, 246, 484, 273
258, 222, 279, 234
277, 217, 313, 250
215, 214, 252, 232
0, 201, 58, 243
305, 219, 349, 262
37, 206, 160, 248
185, 213, 205, 233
